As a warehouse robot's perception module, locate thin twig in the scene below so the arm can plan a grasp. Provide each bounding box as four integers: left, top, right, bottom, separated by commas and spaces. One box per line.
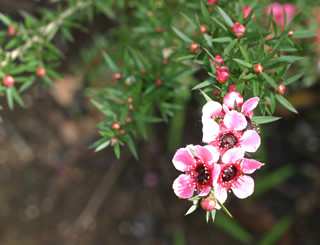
0, 0, 92, 67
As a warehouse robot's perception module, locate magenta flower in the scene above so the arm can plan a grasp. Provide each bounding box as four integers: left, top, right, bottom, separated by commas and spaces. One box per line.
210, 55, 224, 69
202, 110, 261, 156
213, 148, 264, 200
265, 3, 296, 27
172, 145, 220, 199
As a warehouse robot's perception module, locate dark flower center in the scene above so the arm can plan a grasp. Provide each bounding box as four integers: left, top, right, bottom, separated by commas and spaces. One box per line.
195, 164, 210, 185
219, 133, 238, 149
222, 165, 238, 182
242, 116, 252, 131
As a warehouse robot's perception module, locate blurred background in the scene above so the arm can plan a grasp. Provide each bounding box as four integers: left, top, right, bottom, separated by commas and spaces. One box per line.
0, 0, 319, 244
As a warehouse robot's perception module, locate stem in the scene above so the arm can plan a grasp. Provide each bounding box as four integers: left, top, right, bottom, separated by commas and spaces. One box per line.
0, 0, 92, 68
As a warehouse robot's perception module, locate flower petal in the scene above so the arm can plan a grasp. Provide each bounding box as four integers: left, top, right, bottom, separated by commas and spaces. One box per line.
202, 118, 219, 143
194, 145, 220, 164
232, 175, 254, 199
240, 130, 261, 152
224, 110, 247, 131
241, 158, 264, 174
202, 101, 223, 119
214, 185, 228, 209
172, 147, 195, 172
241, 97, 260, 115
222, 148, 244, 164
172, 174, 195, 199
198, 185, 211, 197
223, 91, 243, 110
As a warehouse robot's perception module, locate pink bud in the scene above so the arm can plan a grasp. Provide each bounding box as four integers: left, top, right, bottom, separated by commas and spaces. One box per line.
240, 6, 253, 19
215, 66, 229, 84
230, 22, 246, 38
228, 84, 236, 92
210, 55, 224, 69
207, 0, 217, 5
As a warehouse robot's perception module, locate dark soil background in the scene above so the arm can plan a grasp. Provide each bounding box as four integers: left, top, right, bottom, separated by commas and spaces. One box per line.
0, 1, 320, 245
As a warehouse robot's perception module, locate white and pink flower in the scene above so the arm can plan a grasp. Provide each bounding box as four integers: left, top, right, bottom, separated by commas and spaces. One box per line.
202, 109, 261, 156
172, 145, 220, 199
265, 3, 296, 27
214, 148, 264, 201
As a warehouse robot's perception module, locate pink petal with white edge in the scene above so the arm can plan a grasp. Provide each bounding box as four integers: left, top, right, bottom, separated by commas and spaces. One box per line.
224, 110, 247, 131
241, 158, 264, 174
232, 175, 254, 199
241, 97, 260, 115
222, 148, 244, 164
223, 91, 244, 110
214, 185, 228, 209
202, 101, 222, 119
172, 147, 194, 172
202, 118, 219, 143
211, 162, 221, 185
198, 185, 211, 197
241, 130, 261, 152
172, 174, 195, 199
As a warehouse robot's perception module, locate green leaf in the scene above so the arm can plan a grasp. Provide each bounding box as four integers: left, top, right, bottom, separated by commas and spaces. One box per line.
282, 71, 304, 86
252, 116, 281, 124
171, 27, 193, 44
275, 94, 298, 114
177, 55, 196, 61
206, 210, 210, 223
188, 196, 201, 201
199, 89, 213, 102
215, 212, 253, 244
210, 209, 217, 223
233, 58, 252, 68
292, 31, 320, 39
239, 44, 249, 62
102, 52, 118, 71
210, 16, 228, 32
217, 6, 234, 27
200, 0, 211, 24
216, 198, 233, 218
192, 79, 215, 90
211, 37, 232, 43
126, 134, 139, 160
254, 165, 295, 197
224, 39, 238, 55
180, 13, 196, 28
0, 13, 12, 26
6, 87, 14, 110
113, 143, 120, 159
133, 115, 163, 123
185, 204, 198, 216
259, 215, 294, 245
252, 80, 259, 97
95, 139, 110, 152
260, 72, 280, 91
11, 87, 24, 106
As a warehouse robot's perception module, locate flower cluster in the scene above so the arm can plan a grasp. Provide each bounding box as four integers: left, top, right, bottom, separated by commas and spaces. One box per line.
172, 86, 264, 219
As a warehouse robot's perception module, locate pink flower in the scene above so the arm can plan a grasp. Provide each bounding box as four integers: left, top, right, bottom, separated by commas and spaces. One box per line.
240, 6, 253, 19
172, 145, 220, 199
265, 3, 296, 27
216, 66, 229, 84
214, 148, 264, 201
207, 0, 216, 4
210, 55, 224, 69
230, 22, 246, 38
202, 110, 261, 156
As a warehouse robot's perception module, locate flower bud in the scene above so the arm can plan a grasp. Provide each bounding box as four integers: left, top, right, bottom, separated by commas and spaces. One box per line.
189, 42, 201, 53
288, 30, 294, 37
112, 122, 121, 130
253, 64, 264, 74
113, 72, 121, 81
240, 6, 254, 19
2, 75, 15, 87
207, 0, 216, 4
215, 66, 229, 84
195, 25, 208, 38
210, 55, 224, 69
230, 22, 246, 38
200, 197, 216, 211
275, 83, 286, 95
36, 67, 46, 77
